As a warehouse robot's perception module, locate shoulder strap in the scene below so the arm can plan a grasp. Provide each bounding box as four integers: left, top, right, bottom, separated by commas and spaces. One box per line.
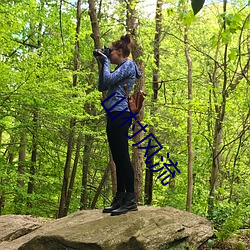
123, 80, 129, 99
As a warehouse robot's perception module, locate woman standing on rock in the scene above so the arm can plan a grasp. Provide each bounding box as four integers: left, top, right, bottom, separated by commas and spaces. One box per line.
95, 34, 141, 216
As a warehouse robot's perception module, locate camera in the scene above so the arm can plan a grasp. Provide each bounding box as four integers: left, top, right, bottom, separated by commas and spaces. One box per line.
93, 46, 111, 58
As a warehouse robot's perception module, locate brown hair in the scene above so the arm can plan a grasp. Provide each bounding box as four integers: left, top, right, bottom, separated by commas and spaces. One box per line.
112, 34, 131, 57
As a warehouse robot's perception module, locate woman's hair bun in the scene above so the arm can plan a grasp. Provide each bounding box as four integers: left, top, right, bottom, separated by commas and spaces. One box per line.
112, 34, 131, 57
120, 34, 131, 45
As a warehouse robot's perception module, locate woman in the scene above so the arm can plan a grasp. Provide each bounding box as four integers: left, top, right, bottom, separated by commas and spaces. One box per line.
96, 34, 142, 216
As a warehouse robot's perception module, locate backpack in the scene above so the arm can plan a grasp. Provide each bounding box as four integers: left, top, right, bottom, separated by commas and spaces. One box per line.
123, 80, 146, 115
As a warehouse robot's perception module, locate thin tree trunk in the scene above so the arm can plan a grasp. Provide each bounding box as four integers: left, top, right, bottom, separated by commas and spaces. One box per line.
0, 127, 4, 213
80, 135, 93, 210
27, 22, 36, 204
28, 131, 36, 194
184, 25, 193, 212
64, 133, 82, 215
145, 0, 162, 205
88, 0, 101, 49
7, 137, 15, 164
58, 119, 75, 218
63, 0, 82, 217
207, 15, 220, 212
0, 129, 6, 214
27, 111, 38, 208
88, 0, 117, 199
27, 5, 43, 205
229, 67, 250, 202
0, 129, 2, 148
169, 92, 176, 189
72, 0, 81, 88
208, 0, 227, 216
58, 0, 81, 218
0, 129, 4, 213
0, 193, 4, 215
91, 163, 110, 209
229, 136, 242, 203
15, 135, 27, 214
126, 0, 145, 203
18, 135, 26, 187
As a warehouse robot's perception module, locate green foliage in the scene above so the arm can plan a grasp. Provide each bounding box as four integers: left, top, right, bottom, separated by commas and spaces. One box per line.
210, 200, 236, 226
238, 241, 245, 250
0, 0, 249, 236
214, 205, 250, 240
207, 239, 215, 249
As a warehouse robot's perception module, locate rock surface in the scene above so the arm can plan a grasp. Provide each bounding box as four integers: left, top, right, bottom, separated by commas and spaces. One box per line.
0, 206, 214, 250
0, 214, 49, 243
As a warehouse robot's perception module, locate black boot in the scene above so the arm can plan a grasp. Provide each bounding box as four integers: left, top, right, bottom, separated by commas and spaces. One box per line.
110, 192, 138, 216
102, 191, 125, 213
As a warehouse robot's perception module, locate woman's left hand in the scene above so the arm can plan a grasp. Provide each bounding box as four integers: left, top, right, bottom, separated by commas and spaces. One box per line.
96, 51, 108, 64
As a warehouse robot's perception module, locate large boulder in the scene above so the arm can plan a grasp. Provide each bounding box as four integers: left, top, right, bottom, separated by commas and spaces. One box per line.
0, 206, 213, 250
0, 214, 49, 243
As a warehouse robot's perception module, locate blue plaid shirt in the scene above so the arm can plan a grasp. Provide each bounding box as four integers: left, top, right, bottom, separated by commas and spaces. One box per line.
98, 58, 142, 112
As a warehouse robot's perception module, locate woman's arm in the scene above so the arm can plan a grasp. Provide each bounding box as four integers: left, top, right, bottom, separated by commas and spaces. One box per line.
98, 65, 108, 91
102, 59, 133, 88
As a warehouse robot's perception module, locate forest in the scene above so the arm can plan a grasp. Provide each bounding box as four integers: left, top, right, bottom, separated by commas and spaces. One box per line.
0, 0, 249, 248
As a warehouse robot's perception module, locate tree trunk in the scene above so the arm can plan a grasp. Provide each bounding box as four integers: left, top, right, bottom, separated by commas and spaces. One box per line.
0, 129, 2, 148
18, 135, 26, 187
0, 193, 4, 215
208, 0, 227, 216
87, 0, 117, 199
88, 0, 101, 49
0, 128, 4, 213
229, 32, 250, 201
126, 0, 145, 203
145, 0, 162, 205
2, 137, 15, 214
72, 0, 81, 88
27, 110, 38, 207
27, 5, 43, 206
58, 0, 81, 218
7, 137, 15, 164
184, 25, 193, 212
15, 134, 27, 214
80, 134, 93, 210
58, 119, 75, 218
82, 0, 101, 209
0, 129, 5, 213
64, 133, 82, 215
63, 0, 82, 216
91, 163, 110, 209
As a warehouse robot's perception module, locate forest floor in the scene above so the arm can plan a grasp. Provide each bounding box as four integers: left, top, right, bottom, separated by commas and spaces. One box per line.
200, 230, 250, 249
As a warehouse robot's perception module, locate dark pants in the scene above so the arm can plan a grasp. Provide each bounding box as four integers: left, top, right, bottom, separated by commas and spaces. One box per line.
106, 111, 134, 192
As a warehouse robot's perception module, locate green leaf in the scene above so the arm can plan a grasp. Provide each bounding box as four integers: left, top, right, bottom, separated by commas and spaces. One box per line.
214, 231, 223, 240
181, 10, 196, 26
191, 0, 205, 15
228, 48, 238, 61
167, 8, 174, 16
221, 29, 232, 44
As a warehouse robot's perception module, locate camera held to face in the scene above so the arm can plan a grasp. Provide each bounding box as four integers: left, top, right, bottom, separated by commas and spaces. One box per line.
93, 46, 111, 58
